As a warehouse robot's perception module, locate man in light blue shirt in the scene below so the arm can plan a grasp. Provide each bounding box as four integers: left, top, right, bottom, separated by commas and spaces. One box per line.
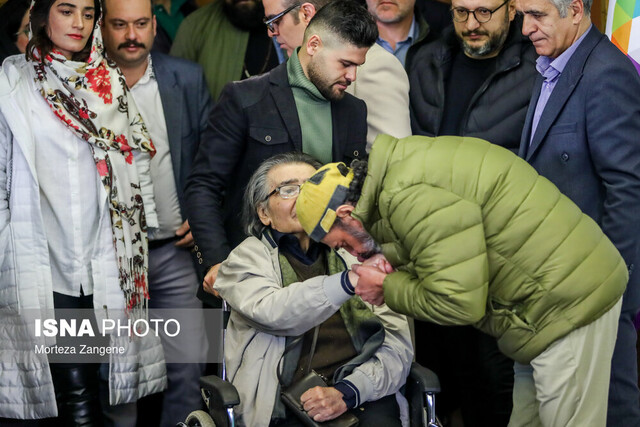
373, 7, 419, 66
365, 0, 451, 68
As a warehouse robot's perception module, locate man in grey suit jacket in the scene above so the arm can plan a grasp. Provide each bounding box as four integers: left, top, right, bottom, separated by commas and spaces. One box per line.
102, 0, 211, 425
517, 0, 640, 423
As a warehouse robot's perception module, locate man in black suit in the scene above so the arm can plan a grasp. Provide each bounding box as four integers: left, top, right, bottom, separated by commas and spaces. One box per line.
517, 0, 640, 423
185, 0, 375, 303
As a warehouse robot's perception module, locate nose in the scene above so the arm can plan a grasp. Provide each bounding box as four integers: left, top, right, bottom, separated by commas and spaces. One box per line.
521, 14, 534, 36
72, 11, 84, 29
465, 12, 481, 31
345, 65, 357, 83
126, 23, 137, 40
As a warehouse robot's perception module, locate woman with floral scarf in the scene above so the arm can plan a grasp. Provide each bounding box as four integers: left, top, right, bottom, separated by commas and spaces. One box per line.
0, 0, 166, 423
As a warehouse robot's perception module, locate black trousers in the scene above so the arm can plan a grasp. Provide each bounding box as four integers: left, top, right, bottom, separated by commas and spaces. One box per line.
414, 322, 514, 427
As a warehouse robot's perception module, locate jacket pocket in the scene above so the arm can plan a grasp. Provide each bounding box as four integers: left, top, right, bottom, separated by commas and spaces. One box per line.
487, 299, 536, 333
548, 122, 577, 136
249, 127, 289, 146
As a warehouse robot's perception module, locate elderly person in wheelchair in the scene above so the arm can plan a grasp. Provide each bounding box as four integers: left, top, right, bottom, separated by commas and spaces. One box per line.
213, 152, 414, 426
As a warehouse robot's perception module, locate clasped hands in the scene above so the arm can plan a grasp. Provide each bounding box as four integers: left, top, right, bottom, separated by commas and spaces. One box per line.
350, 253, 394, 306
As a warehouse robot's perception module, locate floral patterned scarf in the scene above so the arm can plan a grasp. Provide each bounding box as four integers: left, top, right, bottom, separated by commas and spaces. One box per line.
30, 11, 155, 318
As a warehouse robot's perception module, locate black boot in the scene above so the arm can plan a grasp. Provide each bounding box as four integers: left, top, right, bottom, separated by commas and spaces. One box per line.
49, 364, 103, 427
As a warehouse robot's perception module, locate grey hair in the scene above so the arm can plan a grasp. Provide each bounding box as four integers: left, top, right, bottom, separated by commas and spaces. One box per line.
550, 0, 591, 17
243, 152, 322, 238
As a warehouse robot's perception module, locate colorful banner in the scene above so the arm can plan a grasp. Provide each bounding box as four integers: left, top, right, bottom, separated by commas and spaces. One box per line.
607, 0, 640, 74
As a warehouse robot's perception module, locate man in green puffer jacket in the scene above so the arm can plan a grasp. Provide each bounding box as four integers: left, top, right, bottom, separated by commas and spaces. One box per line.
296, 134, 626, 427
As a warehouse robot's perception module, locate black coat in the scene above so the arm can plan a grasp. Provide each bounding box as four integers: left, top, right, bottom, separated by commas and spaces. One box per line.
185, 61, 367, 303
408, 20, 537, 152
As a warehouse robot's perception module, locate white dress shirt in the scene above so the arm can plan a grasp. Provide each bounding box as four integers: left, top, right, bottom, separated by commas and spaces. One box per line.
32, 91, 103, 297
129, 57, 182, 241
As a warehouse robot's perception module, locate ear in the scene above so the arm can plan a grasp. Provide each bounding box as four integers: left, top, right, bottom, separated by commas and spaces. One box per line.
305, 34, 322, 57
300, 3, 317, 24
258, 204, 272, 227
569, 0, 584, 22
335, 204, 355, 219
152, 15, 157, 37
507, 0, 516, 21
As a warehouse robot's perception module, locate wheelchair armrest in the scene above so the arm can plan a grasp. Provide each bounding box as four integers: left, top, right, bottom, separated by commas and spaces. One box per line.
200, 375, 240, 407
409, 362, 441, 394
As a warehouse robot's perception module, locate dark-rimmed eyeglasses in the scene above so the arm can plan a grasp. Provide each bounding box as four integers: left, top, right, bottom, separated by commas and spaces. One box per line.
264, 184, 301, 201
450, 0, 509, 23
263, 3, 301, 33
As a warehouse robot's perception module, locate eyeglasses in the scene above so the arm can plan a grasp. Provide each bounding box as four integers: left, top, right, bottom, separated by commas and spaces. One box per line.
450, 0, 509, 23
15, 27, 29, 38
264, 184, 301, 201
263, 3, 300, 33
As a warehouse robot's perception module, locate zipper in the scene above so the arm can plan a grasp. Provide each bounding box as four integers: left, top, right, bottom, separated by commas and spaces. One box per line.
460, 57, 521, 134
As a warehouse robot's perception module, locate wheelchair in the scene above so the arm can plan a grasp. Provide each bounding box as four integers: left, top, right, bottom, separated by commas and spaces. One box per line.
178, 304, 442, 427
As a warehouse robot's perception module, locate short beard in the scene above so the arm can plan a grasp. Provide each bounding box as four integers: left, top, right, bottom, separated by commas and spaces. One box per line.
460, 14, 510, 58
336, 219, 381, 260
223, 0, 264, 31
307, 57, 347, 102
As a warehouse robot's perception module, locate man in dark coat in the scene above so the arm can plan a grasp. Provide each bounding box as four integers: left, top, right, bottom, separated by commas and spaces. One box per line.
409, 0, 537, 153
184, 0, 374, 305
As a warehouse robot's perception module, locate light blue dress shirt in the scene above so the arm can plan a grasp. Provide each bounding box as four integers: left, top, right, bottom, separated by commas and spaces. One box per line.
376, 17, 419, 67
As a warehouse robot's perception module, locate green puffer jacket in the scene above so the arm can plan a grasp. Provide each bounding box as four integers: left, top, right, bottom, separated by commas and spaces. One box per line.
353, 134, 627, 363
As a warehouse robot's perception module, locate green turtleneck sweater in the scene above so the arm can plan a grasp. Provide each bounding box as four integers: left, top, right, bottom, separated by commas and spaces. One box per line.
287, 48, 333, 164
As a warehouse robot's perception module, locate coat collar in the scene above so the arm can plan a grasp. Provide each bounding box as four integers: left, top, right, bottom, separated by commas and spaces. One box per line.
524, 26, 603, 160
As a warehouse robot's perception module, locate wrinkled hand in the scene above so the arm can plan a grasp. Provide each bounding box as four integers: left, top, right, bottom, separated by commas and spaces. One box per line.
203, 263, 221, 297
362, 253, 394, 274
301, 386, 348, 422
175, 220, 195, 248
352, 264, 386, 306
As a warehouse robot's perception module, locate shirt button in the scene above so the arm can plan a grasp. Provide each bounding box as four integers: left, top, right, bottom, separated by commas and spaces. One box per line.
265, 135, 272, 142
353, 150, 359, 157
561, 152, 569, 162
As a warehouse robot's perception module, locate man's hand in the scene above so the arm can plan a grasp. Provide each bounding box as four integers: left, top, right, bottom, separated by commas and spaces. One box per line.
362, 253, 394, 274
300, 386, 348, 422
203, 263, 221, 297
352, 264, 387, 306
175, 220, 195, 248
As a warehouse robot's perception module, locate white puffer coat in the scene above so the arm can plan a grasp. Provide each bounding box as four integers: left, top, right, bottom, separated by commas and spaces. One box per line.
0, 55, 167, 420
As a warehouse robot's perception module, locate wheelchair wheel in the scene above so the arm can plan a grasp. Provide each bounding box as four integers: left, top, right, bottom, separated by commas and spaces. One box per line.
184, 409, 217, 427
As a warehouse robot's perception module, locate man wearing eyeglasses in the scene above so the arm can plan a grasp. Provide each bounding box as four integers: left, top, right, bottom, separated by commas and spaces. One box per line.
262, 0, 412, 152
184, 0, 374, 304
516, 0, 640, 422
213, 152, 412, 425
406, 0, 536, 424
409, 0, 537, 153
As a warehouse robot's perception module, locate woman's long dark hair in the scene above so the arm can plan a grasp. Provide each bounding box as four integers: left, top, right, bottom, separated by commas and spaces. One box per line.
26, 0, 101, 63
